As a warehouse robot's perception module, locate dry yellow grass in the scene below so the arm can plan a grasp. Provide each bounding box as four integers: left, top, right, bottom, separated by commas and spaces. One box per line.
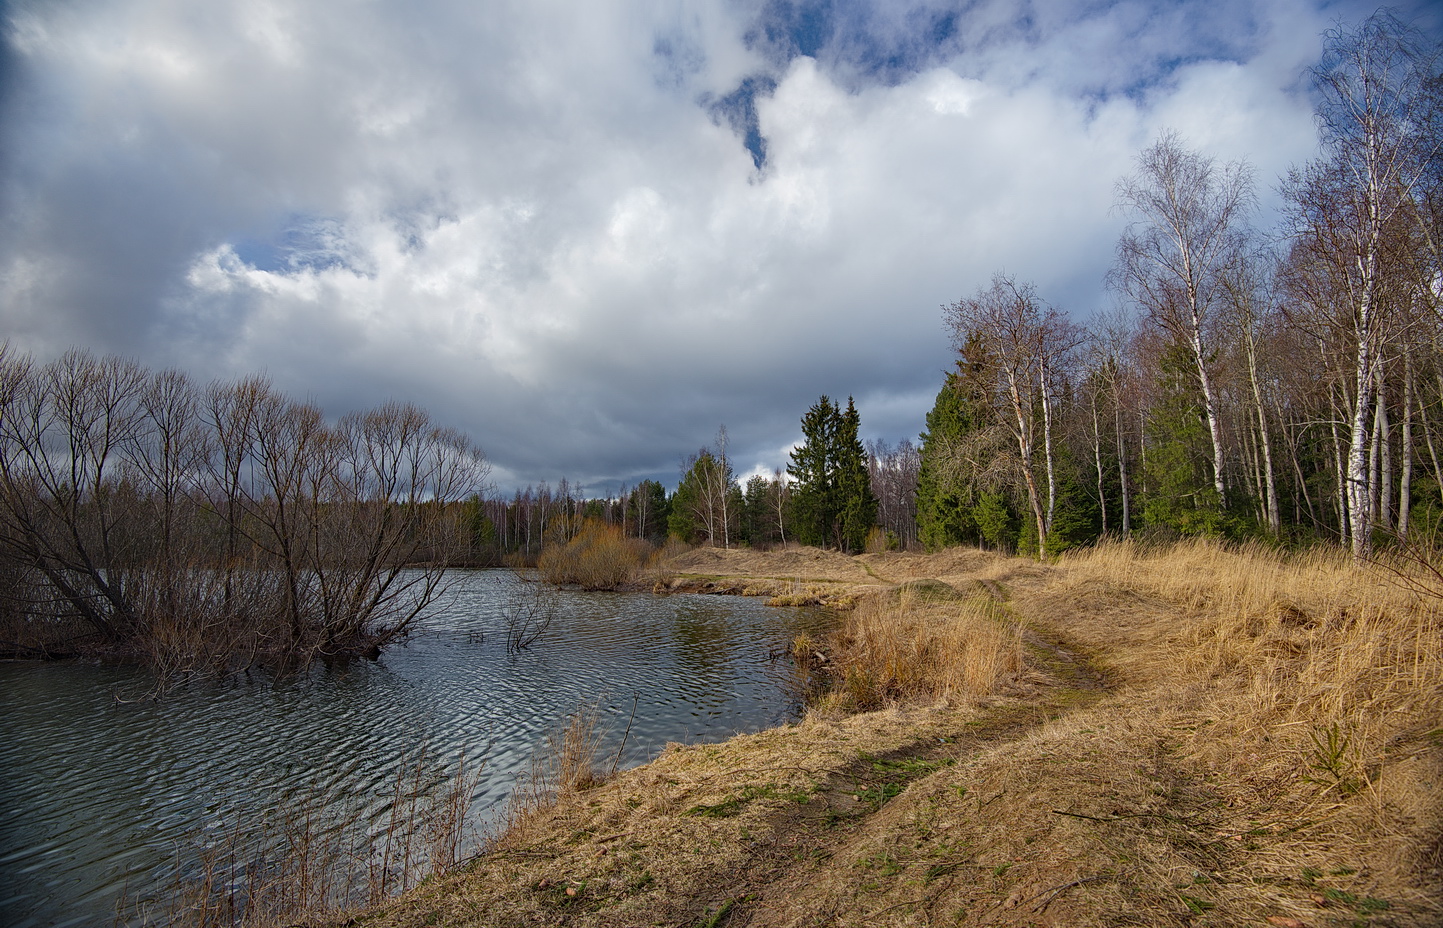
1028, 539, 1443, 922
809, 583, 1024, 711
320, 540, 1442, 928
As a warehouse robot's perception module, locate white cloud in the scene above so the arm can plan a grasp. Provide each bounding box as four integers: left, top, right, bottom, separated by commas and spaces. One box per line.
0, 0, 1408, 490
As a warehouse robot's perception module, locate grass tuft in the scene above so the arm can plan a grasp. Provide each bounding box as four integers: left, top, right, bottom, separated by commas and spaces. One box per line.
810, 585, 1023, 711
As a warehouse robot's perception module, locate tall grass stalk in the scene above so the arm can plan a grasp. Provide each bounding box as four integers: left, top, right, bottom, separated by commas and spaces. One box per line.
126, 747, 481, 927
497, 703, 611, 844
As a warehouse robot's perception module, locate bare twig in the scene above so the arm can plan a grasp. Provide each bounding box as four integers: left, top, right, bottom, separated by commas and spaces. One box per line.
1028, 873, 1111, 912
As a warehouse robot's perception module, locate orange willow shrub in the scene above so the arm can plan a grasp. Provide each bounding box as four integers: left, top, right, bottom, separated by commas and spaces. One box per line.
537, 520, 650, 590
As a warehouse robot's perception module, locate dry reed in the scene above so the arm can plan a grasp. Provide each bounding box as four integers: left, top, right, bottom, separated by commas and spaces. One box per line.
812, 584, 1023, 711
497, 702, 610, 844
126, 747, 481, 928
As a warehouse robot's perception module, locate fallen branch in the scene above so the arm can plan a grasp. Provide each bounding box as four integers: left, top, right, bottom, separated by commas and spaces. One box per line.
1028, 873, 1110, 912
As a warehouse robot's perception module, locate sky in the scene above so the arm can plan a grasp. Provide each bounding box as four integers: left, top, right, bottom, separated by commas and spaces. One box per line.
2, 0, 1439, 496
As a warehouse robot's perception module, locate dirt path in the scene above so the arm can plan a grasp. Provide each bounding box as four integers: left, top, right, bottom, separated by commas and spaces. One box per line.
657, 597, 1114, 928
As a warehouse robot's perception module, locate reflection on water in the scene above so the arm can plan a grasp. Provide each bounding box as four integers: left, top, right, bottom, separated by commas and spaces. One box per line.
0, 570, 828, 928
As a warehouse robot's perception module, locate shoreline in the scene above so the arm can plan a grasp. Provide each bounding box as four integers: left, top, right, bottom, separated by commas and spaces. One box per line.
321, 542, 1442, 926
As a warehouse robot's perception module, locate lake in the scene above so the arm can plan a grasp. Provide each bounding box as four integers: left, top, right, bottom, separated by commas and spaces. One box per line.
0, 570, 828, 927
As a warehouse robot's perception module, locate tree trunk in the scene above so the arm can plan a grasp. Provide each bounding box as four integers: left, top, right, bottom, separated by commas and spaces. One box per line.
1116, 399, 1131, 535
1006, 372, 1047, 559
1399, 350, 1414, 539
1350, 353, 1376, 557
1244, 326, 1280, 533
1377, 361, 1393, 531
1192, 318, 1228, 509
1091, 389, 1107, 535
1332, 382, 1352, 546
1041, 361, 1057, 540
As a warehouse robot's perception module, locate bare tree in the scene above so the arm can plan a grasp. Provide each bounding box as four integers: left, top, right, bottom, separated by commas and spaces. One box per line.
866, 439, 920, 549
1222, 251, 1283, 534
504, 570, 557, 653
1113, 131, 1255, 510
1285, 10, 1441, 557
1090, 306, 1140, 535
714, 425, 732, 549
0, 346, 489, 670
323, 403, 490, 654
945, 274, 1079, 558
771, 468, 789, 545
0, 349, 148, 643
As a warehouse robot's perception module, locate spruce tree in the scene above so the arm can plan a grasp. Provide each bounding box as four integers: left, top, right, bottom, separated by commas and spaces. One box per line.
915, 371, 979, 550
787, 395, 877, 553
836, 398, 878, 552
1140, 342, 1227, 536
788, 396, 837, 547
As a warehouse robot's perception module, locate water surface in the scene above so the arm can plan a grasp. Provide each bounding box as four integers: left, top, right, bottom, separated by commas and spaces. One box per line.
0, 571, 827, 927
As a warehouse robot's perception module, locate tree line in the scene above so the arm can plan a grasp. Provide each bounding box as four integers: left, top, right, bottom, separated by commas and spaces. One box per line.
916, 10, 1442, 559
467, 396, 892, 562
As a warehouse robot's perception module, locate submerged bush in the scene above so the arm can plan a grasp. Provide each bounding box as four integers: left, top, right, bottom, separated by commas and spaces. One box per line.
0, 345, 490, 674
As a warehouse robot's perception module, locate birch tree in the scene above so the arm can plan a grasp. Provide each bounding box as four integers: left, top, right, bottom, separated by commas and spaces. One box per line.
1222, 252, 1282, 534
944, 275, 1077, 558
1113, 131, 1254, 511
1286, 10, 1440, 557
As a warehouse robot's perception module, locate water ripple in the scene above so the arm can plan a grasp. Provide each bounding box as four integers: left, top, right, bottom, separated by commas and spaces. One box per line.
0, 571, 828, 927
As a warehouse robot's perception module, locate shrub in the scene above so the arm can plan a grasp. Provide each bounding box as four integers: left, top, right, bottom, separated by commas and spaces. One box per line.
863, 527, 899, 553
537, 520, 649, 590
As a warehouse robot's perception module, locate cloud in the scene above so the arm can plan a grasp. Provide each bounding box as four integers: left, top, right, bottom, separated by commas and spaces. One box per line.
0, 0, 1425, 492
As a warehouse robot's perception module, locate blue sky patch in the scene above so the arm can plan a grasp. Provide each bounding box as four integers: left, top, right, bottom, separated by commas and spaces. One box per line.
231, 217, 349, 274
705, 74, 778, 169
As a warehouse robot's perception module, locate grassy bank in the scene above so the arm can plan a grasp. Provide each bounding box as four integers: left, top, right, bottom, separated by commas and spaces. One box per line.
321, 540, 1441, 928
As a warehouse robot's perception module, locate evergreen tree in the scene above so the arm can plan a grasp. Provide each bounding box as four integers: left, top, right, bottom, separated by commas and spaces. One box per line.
788, 397, 836, 547
787, 396, 877, 553
836, 398, 878, 552
1141, 342, 1228, 536
741, 474, 779, 547
973, 490, 1017, 551
915, 370, 980, 550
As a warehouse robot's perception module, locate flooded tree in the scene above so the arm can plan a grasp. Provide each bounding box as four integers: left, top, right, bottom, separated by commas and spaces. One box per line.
0, 346, 490, 671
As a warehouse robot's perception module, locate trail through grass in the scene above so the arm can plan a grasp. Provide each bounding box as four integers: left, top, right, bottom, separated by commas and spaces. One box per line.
323, 541, 1442, 928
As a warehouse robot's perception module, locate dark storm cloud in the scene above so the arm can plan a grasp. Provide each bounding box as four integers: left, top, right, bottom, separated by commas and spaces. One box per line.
2, 0, 1431, 492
